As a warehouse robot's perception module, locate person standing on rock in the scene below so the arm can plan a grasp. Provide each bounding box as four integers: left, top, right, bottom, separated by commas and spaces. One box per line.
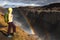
4, 7, 16, 37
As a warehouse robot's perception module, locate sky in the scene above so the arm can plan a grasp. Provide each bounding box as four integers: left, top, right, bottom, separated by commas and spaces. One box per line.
0, 0, 60, 8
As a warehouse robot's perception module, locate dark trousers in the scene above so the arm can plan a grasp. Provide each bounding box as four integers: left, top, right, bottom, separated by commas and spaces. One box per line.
7, 22, 16, 34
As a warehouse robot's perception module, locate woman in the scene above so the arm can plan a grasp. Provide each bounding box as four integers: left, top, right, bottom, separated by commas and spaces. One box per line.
5, 7, 16, 37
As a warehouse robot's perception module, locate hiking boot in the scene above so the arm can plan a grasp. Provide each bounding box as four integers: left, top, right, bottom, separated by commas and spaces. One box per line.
11, 33, 16, 36
7, 35, 12, 38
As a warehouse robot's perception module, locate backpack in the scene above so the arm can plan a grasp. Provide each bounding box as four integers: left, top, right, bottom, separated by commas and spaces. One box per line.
4, 13, 9, 23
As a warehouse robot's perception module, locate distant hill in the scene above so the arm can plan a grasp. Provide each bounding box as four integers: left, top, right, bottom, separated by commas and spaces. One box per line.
42, 3, 60, 9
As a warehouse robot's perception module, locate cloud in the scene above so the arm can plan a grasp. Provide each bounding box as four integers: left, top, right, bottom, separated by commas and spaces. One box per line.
0, 1, 40, 8
0, 0, 60, 8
